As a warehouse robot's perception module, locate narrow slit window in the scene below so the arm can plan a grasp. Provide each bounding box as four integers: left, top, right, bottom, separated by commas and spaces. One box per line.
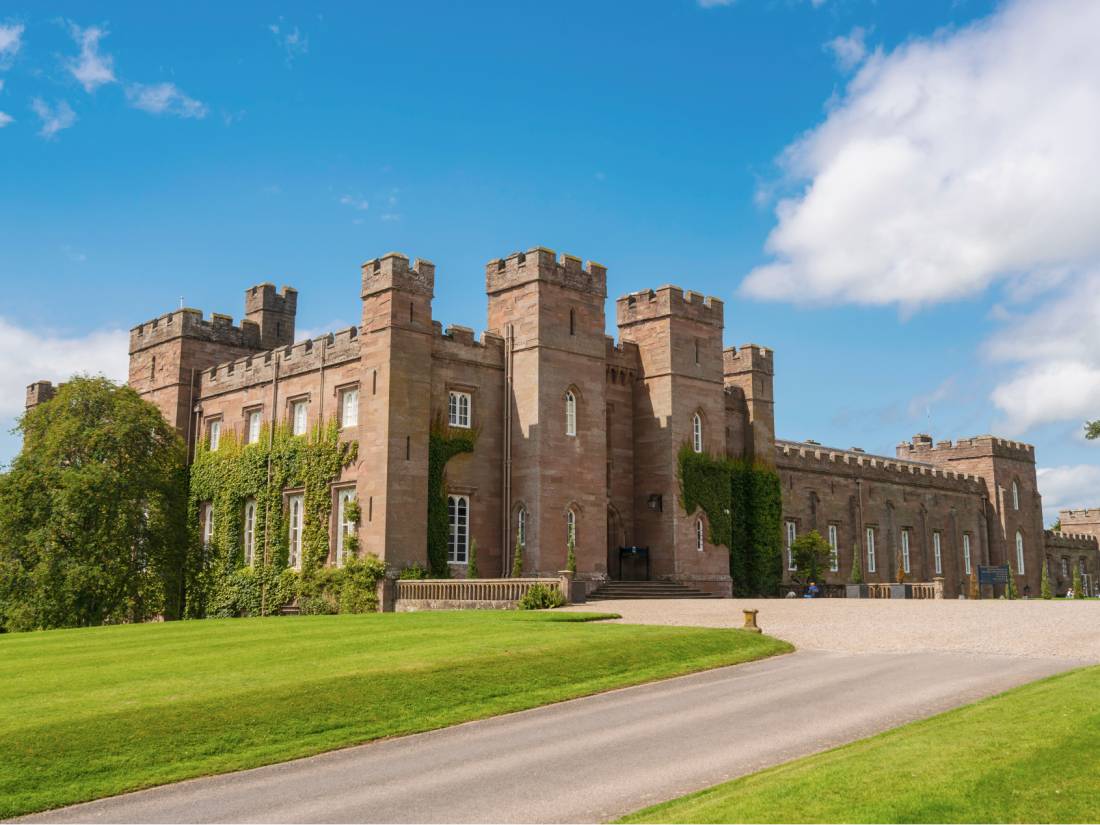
565, 391, 577, 437
288, 494, 304, 570
696, 519, 704, 552
243, 499, 256, 566
933, 531, 942, 575
786, 521, 796, 570
692, 413, 703, 453
866, 527, 877, 573
828, 524, 839, 572
901, 529, 910, 574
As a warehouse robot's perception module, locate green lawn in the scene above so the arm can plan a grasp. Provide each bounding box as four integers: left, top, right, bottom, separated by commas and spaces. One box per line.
621, 664, 1100, 824
0, 611, 789, 818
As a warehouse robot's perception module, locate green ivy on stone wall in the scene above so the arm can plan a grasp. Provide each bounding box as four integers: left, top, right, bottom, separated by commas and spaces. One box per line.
427, 420, 477, 578
187, 419, 365, 617
677, 444, 782, 597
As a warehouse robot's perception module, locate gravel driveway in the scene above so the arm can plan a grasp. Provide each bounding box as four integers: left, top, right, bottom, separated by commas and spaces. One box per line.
567, 598, 1100, 660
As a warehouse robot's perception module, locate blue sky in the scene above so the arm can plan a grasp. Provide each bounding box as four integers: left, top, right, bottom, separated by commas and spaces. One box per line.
3, 0, 1100, 523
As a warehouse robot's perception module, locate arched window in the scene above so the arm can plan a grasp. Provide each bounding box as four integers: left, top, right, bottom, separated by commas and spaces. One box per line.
1011, 480, 1020, 511
692, 413, 703, 453
696, 519, 705, 552
565, 390, 577, 437
516, 506, 527, 548
1015, 530, 1025, 575
566, 508, 577, 547
243, 499, 256, 566
448, 495, 469, 564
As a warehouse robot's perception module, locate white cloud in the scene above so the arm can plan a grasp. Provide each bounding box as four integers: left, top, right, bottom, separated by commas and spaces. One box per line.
339, 194, 369, 211
0, 23, 24, 68
0, 317, 128, 421
0, 110, 11, 128
269, 20, 308, 64
125, 82, 207, 118
1037, 465, 1100, 526
987, 272, 1100, 433
742, 0, 1100, 310
30, 98, 76, 139
827, 26, 869, 72
65, 22, 116, 92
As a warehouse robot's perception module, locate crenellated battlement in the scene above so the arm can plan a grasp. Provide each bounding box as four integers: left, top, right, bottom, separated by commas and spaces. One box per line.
776, 439, 986, 493
897, 433, 1035, 464
1060, 508, 1100, 522
723, 343, 773, 376
430, 321, 506, 367
615, 285, 724, 329
362, 252, 435, 298
25, 380, 60, 410
197, 326, 361, 398
1044, 530, 1100, 550
485, 247, 607, 298
130, 307, 262, 354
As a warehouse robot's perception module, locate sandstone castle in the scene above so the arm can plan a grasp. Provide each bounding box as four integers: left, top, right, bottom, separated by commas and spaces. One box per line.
26, 247, 1100, 597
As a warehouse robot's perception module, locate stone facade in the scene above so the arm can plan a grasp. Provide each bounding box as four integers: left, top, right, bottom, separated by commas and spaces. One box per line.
26, 245, 1100, 597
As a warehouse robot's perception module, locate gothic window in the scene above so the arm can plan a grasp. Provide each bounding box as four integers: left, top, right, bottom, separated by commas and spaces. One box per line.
1011, 480, 1020, 511
516, 506, 527, 548
866, 527, 877, 573
786, 520, 797, 570
692, 413, 703, 453
1062, 557, 1069, 578
901, 529, 911, 575
448, 391, 471, 428
340, 388, 359, 429
963, 534, 972, 575
1015, 530, 1025, 575
933, 531, 942, 575
336, 489, 357, 566
828, 524, 839, 572
247, 409, 262, 444
566, 508, 577, 547
565, 391, 577, 437
243, 499, 256, 566
288, 494, 304, 570
448, 495, 469, 564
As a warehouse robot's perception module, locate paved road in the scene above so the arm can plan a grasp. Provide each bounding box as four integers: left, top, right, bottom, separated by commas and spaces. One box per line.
21, 650, 1083, 824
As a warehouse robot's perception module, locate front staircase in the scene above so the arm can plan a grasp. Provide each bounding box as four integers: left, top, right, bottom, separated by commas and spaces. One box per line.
587, 580, 721, 600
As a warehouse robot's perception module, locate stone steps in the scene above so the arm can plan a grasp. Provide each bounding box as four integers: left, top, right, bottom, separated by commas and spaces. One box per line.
588, 580, 722, 600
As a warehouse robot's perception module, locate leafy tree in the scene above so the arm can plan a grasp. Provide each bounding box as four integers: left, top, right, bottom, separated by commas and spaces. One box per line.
1041, 561, 1053, 599
466, 538, 479, 579
1049, 518, 1062, 532
511, 528, 523, 577
850, 544, 864, 585
1072, 565, 1085, 599
790, 530, 832, 584
0, 376, 188, 631
1006, 563, 1019, 599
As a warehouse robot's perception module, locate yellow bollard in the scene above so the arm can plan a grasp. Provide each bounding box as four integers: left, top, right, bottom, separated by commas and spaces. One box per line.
742, 608, 762, 633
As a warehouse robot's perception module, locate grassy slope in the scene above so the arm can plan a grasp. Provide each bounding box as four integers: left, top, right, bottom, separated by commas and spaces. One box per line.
622, 664, 1100, 824
0, 611, 789, 818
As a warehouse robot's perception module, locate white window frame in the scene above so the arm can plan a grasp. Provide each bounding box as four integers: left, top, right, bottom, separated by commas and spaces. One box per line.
516, 506, 526, 548
565, 391, 577, 437
247, 409, 262, 444
208, 419, 221, 452
933, 531, 942, 575
243, 499, 256, 566
1011, 480, 1020, 511
341, 388, 359, 429
566, 508, 577, 547
901, 529, 911, 575
201, 502, 214, 548
827, 524, 839, 572
866, 527, 877, 574
692, 413, 703, 454
1015, 530, 1025, 575
963, 534, 972, 575
448, 495, 469, 564
291, 400, 308, 436
786, 521, 797, 571
448, 391, 471, 429
336, 489, 356, 566
288, 494, 304, 570
696, 519, 705, 552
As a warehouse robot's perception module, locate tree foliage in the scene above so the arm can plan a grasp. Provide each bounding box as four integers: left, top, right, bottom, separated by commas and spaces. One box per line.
1006, 563, 1019, 599
0, 377, 188, 631
427, 421, 476, 578
1041, 561, 1053, 599
1072, 564, 1085, 599
790, 530, 832, 584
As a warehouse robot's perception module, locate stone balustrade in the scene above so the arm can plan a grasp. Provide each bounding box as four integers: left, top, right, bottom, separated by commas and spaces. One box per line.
394, 577, 566, 611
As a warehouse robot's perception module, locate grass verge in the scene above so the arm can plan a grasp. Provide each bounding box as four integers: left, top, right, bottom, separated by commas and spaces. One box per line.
0, 610, 788, 818
620, 664, 1100, 824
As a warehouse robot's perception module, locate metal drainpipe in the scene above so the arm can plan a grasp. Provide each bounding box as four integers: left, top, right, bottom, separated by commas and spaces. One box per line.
261, 354, 280, 615
501, 324, 514, 576
856, 478, 866, 574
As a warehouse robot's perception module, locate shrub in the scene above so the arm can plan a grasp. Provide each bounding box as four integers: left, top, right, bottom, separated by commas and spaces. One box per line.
790, 530, 832, 584
337, 554, 386, 613
399, 563, 429, 580
1072, 565, 1085, 599
1041, 562, 1053, 599
1006, 563, 1019, 599
517, 583, 566, 610
850, 545, 864, 585
467, 539, 479, 579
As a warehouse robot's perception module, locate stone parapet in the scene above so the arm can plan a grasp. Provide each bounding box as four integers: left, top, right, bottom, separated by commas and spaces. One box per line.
486, 247, 607, 298
898, 433, 1035, 464
616, 285, 723, 329
130, 308, 262, 355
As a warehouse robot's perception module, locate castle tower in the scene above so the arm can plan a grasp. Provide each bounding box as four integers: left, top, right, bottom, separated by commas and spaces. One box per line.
127, 302, 268, 445
244, 283, 298, 350
486, 248, 609, 580
616, 286, 732, 596
357, 252, 435, 569
898, 434, 1044, 595
723, 344, 775, 464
